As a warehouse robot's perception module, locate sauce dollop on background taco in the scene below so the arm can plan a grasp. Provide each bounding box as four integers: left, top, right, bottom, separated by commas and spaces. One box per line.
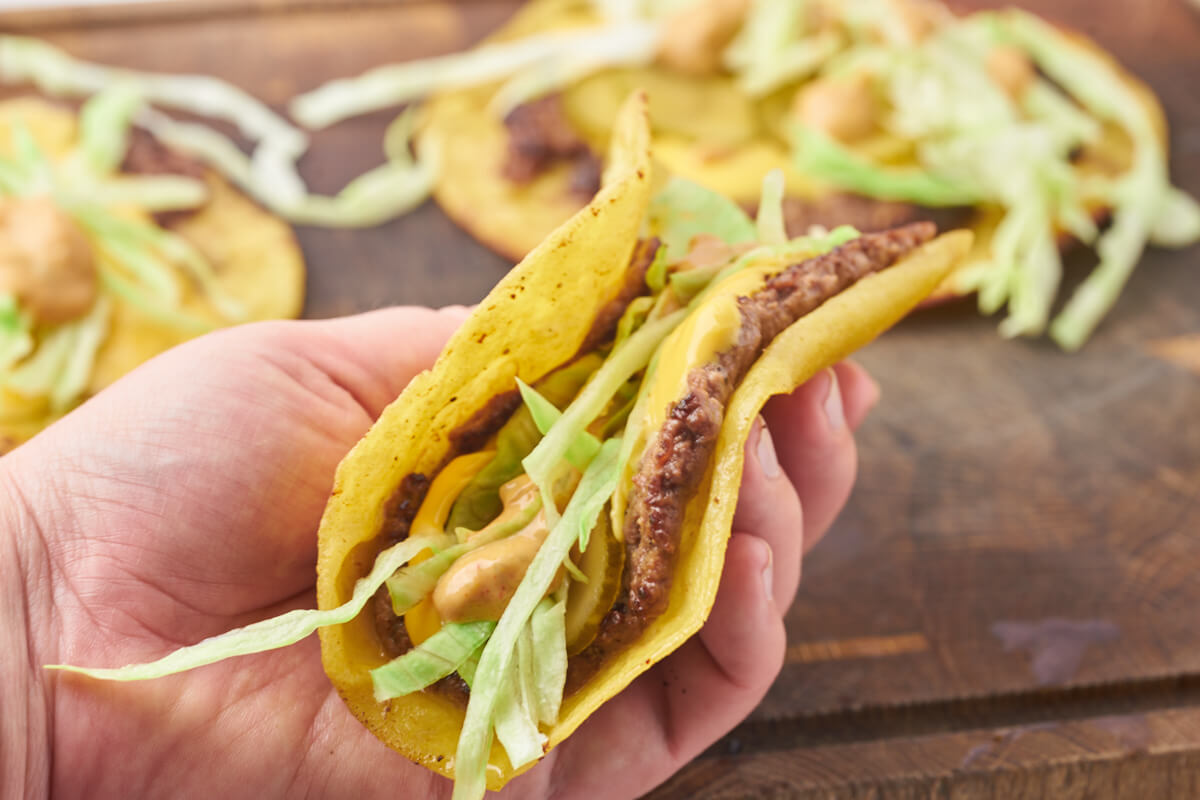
51, 93, 970, 798
0, 92, 305, 451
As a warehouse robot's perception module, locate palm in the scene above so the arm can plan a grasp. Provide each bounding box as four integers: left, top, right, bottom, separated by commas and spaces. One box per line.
13, 308, 868, 799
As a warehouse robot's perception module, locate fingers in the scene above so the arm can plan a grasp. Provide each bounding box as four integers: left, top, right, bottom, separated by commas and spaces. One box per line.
278, 305, 474, 421
833, 361, 881, 432
733, 419, 805, 609
761, 363, 877, 553
546, 534, 784, 799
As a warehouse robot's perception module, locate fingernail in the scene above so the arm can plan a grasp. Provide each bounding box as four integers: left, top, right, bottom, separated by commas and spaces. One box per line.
761, 540, 775, 606
822, 369, 845, 431
754, 416, 782, 479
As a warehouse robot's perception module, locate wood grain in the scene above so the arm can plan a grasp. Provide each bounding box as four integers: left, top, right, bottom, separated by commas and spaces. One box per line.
2, 0, 1198, 797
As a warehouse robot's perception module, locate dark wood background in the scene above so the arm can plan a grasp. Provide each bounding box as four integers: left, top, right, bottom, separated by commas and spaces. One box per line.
4, 1, 1199, 796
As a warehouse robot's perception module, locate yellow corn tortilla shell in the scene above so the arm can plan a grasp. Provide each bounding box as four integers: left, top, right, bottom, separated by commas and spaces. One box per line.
0, 97, 305, 449
319, 91, 971, 789
424, 0, 1167, 288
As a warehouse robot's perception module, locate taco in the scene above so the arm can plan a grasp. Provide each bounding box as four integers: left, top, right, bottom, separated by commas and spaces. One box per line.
0, 92, 305, 451
315, 99, 973, 798
292, 0, 1197, 348
51, 92, 970, 798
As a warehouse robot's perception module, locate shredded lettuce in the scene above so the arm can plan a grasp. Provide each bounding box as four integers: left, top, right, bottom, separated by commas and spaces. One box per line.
458, 652, 480, 689
45, 532, 453, 681
529, 592, 568, 726
488, 25, 660, 119
371, 621, 494, 702
62, 175, 209, 212
136, 108, 255, 186
1151, 187, 1200, 248
643, 245, 670, 294
755, 169, 788, 245
725, 0, 805, 72
77, 83, 142, 174
281, 155, 438, 228
137, 106, 438, 229
0, 294, 33, 370
77, 206, 246, 323
88, 229, 182, 309
9, 120, 52, 194
96, 267, 214, 334
614, 295, 655, 352
291, 23, 659, 130
792, 124, 981, 206
668, 265, 723, 300
516, 378, 601, 470
50, 295, 110, 412
647, 177, 758, 261
522, 310, 685, 528
492, 625, 545, 770
739, 31, 843, 97
454, 438, 622, 800
447, 355, 601, 533
3, 318, 76, 398
0, 35, 309, 212
0, 36, 305, 153
984, 9, 1200, 348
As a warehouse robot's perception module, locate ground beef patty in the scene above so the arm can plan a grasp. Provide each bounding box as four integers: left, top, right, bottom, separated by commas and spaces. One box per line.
566, 223, 936, 690
502, 94, 602, 199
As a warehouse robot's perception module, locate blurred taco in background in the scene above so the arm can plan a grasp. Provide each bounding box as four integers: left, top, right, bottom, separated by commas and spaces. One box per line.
294, 0, 1199, 349
52, 93, 971, 798
0, 91, 305, 452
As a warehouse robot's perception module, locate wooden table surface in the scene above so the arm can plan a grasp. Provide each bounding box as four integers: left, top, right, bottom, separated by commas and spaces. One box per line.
5, 1, 1199, 797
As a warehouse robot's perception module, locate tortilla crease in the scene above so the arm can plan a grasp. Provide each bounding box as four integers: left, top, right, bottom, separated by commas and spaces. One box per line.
0, 97, 305, 446
422, 0, 1167, 292
319, 92, 970, 789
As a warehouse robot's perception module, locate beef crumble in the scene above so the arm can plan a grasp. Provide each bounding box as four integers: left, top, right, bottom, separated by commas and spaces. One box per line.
502, 95, 602, 200
567, 223, 936, 690
121, 128, 211, 227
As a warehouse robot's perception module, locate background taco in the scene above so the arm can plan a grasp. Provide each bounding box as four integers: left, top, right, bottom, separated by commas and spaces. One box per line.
402, 0, 1199, 348
0, 94, 305, 450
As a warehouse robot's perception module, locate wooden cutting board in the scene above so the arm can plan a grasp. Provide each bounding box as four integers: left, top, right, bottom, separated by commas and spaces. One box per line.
5, 1, 1199, 797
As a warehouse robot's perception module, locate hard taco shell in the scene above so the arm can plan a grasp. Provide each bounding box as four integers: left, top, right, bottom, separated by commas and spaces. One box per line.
318, 93, 970, 788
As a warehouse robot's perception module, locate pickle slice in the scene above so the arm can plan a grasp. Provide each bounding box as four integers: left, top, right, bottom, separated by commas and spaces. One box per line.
564, 509, 624, 656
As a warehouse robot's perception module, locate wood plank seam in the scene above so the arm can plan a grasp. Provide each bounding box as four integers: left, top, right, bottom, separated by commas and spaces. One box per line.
705, 672, 1200, 758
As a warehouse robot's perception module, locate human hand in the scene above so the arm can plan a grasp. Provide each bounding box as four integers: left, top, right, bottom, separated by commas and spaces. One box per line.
1, 306, 878, 800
